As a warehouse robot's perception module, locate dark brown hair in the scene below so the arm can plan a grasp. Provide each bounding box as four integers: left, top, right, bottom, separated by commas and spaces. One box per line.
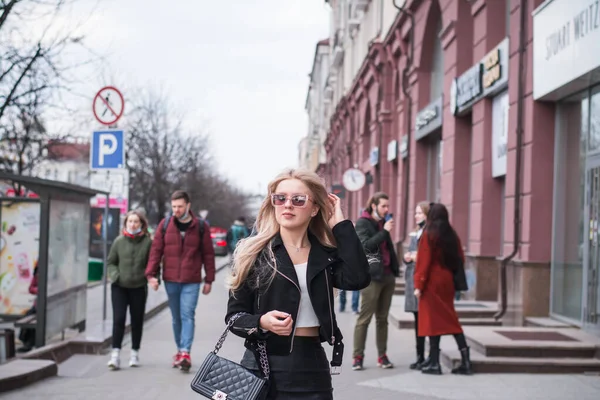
365, 192, 389, 214
171, 190, 190, 203
425, 203, 461, 271
123, 210, 150, 236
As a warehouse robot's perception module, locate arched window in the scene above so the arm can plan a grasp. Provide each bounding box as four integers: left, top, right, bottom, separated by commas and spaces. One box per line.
430, 16, 444, 102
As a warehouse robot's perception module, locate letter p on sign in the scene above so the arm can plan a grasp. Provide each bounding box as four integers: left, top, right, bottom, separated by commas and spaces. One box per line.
99, 134, 117, 166
91, 130, 125, 170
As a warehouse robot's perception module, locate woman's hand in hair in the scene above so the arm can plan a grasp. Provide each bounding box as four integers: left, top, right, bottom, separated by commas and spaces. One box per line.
327, 193, 345, 229
259, 310, 294, 336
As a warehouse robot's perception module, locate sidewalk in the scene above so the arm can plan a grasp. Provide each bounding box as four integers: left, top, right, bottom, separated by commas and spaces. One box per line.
0, 256, 231, 393
3, 270, 600, 399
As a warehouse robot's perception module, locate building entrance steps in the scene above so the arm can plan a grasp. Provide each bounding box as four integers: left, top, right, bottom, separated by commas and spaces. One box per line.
440, 326, 600, 373
388, 296, 501, 329
394, 278, 405, 295
524, 317, 577, 328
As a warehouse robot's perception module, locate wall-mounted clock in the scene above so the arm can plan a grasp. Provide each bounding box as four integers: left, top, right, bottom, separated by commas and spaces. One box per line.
342, 168, 366, 192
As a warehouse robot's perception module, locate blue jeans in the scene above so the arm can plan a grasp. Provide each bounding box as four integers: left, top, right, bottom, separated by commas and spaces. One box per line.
339, 290, 360, 312
164, 282, 201, 353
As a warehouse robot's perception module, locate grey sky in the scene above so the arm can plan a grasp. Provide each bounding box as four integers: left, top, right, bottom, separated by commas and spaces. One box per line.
59, 0, 330, 194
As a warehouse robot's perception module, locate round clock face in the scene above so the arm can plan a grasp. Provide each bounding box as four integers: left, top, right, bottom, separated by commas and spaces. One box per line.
342, 168, 366, 192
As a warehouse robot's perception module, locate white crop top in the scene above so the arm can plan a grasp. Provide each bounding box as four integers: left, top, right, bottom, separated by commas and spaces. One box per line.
294, 262, 320, 328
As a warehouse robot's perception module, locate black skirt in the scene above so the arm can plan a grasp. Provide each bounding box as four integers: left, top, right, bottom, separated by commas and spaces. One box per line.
241, 336, 333, 400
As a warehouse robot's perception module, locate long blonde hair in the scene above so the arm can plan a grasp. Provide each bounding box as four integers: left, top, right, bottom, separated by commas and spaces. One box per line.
414, 201, 430, 232
226, 168, 335, 292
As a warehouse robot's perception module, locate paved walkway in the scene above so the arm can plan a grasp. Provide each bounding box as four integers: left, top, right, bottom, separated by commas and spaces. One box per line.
4, 265, 600, 399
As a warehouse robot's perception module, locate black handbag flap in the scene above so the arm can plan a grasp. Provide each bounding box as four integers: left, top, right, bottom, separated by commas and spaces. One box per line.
190, 352, 267, 400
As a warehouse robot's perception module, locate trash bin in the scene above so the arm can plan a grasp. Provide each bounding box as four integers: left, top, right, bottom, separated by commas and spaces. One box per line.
0, 328, 15, 363
88, 259, 104, 282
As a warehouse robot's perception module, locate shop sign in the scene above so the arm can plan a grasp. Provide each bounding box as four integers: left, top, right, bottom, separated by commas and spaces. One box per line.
369, 147, 379, 166
414, 96, 443, 141
533, 0, 600, 100
451, 37, 509, 116
492, 91, 509, 178
483, 47, 502, 89
451, 64, 483, 115
387, 140, 398, 162
400, 136, 408, 159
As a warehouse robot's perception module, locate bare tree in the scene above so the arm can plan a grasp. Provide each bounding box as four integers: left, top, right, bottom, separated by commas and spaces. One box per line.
0, 0, 98, 176
126, 89, 210, 222
126, 88, 253, 227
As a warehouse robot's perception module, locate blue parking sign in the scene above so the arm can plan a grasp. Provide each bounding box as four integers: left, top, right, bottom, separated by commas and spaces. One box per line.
91, 130, 125, 170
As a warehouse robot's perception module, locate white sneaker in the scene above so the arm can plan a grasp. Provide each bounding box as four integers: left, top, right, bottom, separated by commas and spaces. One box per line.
107, 349, 120, 370
129, 350, 140, 367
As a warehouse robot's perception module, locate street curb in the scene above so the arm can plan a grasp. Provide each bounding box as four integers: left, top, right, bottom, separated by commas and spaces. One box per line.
0, 258, 231, 394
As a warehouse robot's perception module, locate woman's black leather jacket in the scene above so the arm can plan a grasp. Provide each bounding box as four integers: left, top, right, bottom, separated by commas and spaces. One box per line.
225, 220, 371, 357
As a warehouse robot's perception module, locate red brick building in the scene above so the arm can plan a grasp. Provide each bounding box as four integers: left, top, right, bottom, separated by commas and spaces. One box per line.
319, 0, 600, 331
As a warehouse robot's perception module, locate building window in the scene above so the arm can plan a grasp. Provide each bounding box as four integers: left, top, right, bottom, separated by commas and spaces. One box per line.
430, 17, 444, 102
552, 91, 588, 322
427, 135, 442, 202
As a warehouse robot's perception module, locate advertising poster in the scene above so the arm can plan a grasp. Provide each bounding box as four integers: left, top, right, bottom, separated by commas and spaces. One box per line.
0, 201, 40, 316
89, 207, 121, 259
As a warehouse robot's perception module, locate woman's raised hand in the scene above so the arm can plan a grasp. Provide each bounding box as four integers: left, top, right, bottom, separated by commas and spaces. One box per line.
260, 310, 294, 336
327, 193, 345, 229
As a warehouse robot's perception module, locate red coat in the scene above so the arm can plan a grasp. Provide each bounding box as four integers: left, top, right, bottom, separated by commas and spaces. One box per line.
414, 231, 463, 337
145, 215, 215, 284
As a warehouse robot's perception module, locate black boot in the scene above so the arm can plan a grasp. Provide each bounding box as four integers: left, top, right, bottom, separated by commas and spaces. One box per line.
409, 354, 425, 370
451, 347, 473, 375
409, 340, 425, 370
421, 347, 442, 375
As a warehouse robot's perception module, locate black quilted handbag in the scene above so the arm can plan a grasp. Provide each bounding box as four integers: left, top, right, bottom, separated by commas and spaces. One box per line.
190, 313, 269, 400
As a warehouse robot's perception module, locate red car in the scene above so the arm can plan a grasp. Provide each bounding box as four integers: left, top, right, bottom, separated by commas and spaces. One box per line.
210, 227, 228, 256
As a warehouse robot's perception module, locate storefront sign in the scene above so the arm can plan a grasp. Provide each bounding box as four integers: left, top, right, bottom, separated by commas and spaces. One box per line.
533, 0, 600, 100
369, 147, 379, 166
452, 64, 483, 114
492, 91, 509, 178
451, 38, 509, 116
415, 96, 443, 141
400, 136, 408, 159
483, 48, 502, 89
387, 140, 398, 162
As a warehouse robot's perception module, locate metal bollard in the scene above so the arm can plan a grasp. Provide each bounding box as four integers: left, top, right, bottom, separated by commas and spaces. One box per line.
0, 328, 16, 364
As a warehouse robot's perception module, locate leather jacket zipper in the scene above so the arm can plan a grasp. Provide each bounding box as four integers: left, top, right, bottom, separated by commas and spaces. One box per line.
273, 267, 301, 353
324, 267, 335, 345
256, 276, 261, 310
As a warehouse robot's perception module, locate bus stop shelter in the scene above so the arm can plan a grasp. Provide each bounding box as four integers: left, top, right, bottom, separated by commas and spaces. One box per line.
0, 172, 109, 349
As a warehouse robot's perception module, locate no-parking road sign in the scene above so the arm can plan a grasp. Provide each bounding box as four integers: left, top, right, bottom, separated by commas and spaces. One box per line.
93, 86, 125, 126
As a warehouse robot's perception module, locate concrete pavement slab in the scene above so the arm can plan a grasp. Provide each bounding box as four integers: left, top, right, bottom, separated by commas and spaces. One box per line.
2, 267, 599, 399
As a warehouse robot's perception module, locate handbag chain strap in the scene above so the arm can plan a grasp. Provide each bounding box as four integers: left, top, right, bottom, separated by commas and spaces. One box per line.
214, 312, 270, 378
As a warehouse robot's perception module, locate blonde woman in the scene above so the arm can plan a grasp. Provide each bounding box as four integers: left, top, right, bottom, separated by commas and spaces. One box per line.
403, 201, 429, 370
106, 210, 152, 370
225, 169, 371, 400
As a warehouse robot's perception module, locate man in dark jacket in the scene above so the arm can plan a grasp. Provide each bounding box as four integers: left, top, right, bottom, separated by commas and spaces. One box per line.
352, 192, 399, 371
145, 190, 215, 371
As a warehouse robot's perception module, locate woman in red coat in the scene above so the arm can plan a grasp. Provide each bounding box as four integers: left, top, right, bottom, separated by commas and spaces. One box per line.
413, 203, 472, 375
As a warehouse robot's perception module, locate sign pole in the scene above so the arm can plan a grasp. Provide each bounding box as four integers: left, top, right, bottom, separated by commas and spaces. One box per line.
102, 189, 109, 321
91, 86, 125, 322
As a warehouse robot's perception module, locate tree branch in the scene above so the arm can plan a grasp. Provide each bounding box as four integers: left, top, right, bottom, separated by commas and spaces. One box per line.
0, 44, 43, 121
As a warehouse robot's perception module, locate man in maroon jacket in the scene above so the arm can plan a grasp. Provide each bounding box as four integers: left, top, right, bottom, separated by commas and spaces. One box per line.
145, 190, 215, 371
